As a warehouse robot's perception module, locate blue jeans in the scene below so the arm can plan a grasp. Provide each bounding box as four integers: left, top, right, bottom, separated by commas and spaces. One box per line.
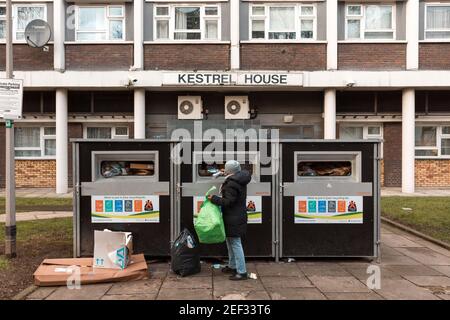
225, 237, 247, 274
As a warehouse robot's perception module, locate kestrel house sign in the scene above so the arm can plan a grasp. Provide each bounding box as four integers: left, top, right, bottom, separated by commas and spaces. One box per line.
162, 72, 303, 86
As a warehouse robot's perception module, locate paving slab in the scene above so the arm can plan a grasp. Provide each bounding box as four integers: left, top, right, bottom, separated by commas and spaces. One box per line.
380, 244, 403, 256
408, 240, 450, 258
299, 263, 352, 277
260, 276, 314, 288
269, 288, 326, 300
107, 279, 162, 295
215, 290, 271, 300
213, 277, 265, 292
402, 276, 450, 287
101, 293, 157, 300
255, 262, 302, 277
386, 265, 444, 277
162, 276, 212, 289
380, 254, 422, 266
308, 276, 371, 293
46, 284, 113, 300
25, 287, 57, 300
157, 288, 212, 300
430, 266, 450, 277
382, 233, 423, 248
343, 264, 402, 281
395, 247, 450, 266
374, 279, 440, 300
324, 292, 384, 300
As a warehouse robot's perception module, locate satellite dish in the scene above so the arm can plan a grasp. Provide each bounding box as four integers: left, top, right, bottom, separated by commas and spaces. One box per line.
24, 19, 51, 48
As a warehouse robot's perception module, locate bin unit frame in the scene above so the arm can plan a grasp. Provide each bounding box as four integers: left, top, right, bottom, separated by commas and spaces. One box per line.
174, 140, 276, 258
72, 139, 381, 261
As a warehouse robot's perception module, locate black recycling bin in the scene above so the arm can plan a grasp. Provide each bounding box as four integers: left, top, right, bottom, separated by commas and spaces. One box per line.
278, 140, 381, 259
73, 140, 173, 257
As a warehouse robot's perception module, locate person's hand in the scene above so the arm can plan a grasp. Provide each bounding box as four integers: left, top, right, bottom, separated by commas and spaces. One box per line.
207, 195, 213, 200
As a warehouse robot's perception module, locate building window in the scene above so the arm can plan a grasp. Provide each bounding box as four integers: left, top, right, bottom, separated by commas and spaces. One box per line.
154, 4, 220, 41
339, 124, 383, 156
250, 4, 316, 40
0, 7, 6, 40
425, 4, 450, 40
415, 125, 450, 158
84, 125, 129, 139
76, 5, 125, 41
14, 126, 56, 158
13, 4, 47, 41
345, 4, 395, 40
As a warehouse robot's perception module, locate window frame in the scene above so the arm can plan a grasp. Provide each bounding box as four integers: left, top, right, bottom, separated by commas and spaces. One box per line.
0, 6, 6, 41
249, 3, 317, 41
415, 125, 450, 159
339, 123, 384, 157
75, 5, 126, 42
12, 3, 47, 43
424, 3, 450, 40
14, 126, 56, 160
345, 3, 396, 41
83, 124, 130, 140
153, 4, 221, 41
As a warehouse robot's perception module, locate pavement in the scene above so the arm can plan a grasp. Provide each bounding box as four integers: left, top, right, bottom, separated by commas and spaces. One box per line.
381, 188, 450, 197
0, 188, 72, 198
21, 223, 450, 300
0, 211, 72, 223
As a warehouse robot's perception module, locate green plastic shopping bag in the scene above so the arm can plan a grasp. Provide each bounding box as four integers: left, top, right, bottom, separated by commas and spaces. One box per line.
194, 186, 226, 244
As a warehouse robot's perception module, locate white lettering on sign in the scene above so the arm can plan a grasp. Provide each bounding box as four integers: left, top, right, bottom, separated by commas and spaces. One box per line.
163, 72, 302, 86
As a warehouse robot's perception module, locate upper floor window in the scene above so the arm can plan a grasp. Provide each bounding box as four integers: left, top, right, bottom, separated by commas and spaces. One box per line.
75, 5, 125, 41
0, 7, 5, 39
0, 4, 47, 42
250, 4, 316, 41
15, 4, 46, 41
425, 4, 450, 40
345, 4, 395, 40
154, 5, 221, 41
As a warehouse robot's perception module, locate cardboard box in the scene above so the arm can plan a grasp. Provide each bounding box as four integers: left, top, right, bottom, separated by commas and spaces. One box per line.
33, 254, 148, 287
94, 230, 133, 269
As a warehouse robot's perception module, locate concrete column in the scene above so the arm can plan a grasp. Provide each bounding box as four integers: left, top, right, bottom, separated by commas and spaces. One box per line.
134, 89, 146, 139
56, 89, 68, 194
230, 0, 240, 69
323, 89, 336, 139
53, 0, 65, 71
402, 89, 415, 193
406, 0, 419, 70
326, 0, 338, 70
133, 0, 144, 70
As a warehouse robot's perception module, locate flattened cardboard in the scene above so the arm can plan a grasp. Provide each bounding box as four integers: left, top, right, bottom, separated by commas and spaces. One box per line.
33, 254, 148, 287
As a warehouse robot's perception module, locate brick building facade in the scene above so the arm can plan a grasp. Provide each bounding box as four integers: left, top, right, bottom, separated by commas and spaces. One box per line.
0, 0, 449, 193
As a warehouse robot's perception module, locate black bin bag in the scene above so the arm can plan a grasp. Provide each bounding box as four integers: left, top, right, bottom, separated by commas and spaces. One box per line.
171, 228, 201, 277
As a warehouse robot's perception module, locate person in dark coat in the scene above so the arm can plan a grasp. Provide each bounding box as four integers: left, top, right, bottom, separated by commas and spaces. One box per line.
208, 160, 251, 280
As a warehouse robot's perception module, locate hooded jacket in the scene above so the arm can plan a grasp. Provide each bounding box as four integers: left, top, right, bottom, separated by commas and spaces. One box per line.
210, 170, 251, 238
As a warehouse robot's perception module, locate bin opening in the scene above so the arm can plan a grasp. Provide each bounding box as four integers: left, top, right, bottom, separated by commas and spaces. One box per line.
197, 162, 254, 177
297, 161, 352, 177
101, 161, 155, 178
